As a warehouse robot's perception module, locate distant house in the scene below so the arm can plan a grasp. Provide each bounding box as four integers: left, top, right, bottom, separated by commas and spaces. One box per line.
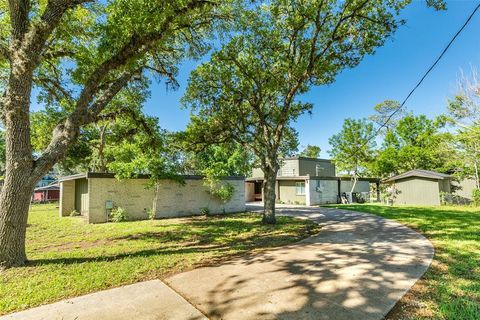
33, 184, 60, 202
384, 169, 453, 206
36, 171, 57, 188
245, 157, 379, 205
58, 172, 245, 223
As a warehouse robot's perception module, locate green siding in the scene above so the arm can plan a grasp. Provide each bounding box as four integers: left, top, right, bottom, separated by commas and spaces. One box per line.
75, 178, 89, 214
278, 180, 306, 204
393, 177, 441, 206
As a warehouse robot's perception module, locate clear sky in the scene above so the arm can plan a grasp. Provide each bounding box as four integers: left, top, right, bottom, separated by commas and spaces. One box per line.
143, 0, 480, 156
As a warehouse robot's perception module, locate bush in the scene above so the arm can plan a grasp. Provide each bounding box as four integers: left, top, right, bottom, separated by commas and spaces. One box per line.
473, 189, 480, 207
147, 208, 156, 220
200, 207, 210, 216
110, 207, 128, 222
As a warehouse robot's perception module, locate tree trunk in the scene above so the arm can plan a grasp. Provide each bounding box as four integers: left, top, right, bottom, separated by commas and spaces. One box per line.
262, 167, 277, 224
0, 175, 35, 268
474, 160, 480, 189
0, 43, 38, 268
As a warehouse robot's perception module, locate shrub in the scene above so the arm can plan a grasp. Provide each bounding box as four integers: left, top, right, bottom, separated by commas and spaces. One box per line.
110, 207, 128, 222
204, 178, 235, 203
473, 189, 480, 207
200, 207, 210, 216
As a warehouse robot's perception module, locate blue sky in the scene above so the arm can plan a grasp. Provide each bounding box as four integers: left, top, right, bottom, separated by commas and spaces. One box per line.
143, 0, 480, 156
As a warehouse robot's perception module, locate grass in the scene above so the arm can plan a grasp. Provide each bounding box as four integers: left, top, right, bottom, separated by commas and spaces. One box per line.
0, 203, 319, 315
326, 203, 480, 320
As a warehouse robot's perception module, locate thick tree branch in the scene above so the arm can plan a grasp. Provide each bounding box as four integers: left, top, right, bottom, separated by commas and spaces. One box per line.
76, 0, 214, 115
31, 70, 136, 181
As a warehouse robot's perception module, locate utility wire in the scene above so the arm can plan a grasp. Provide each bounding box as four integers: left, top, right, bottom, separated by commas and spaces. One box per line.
347, 3, 480, 164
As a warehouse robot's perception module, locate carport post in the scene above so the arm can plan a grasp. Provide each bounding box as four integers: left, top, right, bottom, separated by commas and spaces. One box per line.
376, 181, 380, 202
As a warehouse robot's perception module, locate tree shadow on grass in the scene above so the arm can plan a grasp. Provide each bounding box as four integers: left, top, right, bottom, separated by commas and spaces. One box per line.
26, 215, 317, 267
166, 206, 435, 320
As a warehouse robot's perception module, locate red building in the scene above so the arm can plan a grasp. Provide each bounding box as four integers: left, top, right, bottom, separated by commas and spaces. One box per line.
33, 184, 60, 203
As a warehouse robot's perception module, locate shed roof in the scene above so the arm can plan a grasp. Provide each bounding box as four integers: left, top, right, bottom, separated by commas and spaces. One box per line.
34, 183, 60, 191
384, 169, 451, 183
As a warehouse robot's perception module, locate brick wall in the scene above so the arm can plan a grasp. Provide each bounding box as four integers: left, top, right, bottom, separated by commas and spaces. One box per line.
86, 177, 245, 223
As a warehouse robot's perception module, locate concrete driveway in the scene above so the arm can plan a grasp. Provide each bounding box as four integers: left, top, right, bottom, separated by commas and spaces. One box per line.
3, 205, 433, 320
165, 204, 434, 320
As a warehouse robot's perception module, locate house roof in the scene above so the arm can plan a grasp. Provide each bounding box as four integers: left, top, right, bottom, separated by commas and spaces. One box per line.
281, 156, 332, 162
58, 172, 245, 182
34, 183, 60, 191
246, 176, 380, 183
384, 169, 452, 183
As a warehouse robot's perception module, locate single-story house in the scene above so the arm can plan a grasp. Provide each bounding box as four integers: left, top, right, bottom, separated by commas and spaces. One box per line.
58, 172, 246, 223
32, 183, 60, 202
384, 169, 453, 206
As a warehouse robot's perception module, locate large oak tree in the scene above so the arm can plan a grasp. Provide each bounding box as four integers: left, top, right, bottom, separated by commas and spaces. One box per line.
0, 0, 228, 268
183, 0, 415, 224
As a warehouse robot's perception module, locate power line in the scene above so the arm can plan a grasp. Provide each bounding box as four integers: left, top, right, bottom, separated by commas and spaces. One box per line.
348, 3, 480, 163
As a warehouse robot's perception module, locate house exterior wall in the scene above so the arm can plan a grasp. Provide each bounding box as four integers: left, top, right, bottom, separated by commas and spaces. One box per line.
340, 180, 370, 193
251, 158, 336, 178
278, 180, 306, 204
88, 178, 154, 223
33, 190, 60, 202
453, 178, 477, 200
299, 159, 336, 177
245, 182, 255, 202
251, 167, 264, 178
154, 179, 245, 218
84, 177, 245, 223
392, 177, 441, 206
278, 159, 300, 176
59, 180, 75, 217
308, 179, 338, 205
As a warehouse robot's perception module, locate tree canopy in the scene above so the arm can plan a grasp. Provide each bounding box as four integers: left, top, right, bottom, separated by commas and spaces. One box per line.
183, 0, 413, 223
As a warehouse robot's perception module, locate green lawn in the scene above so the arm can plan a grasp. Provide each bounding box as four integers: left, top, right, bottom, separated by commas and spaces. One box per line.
0, 204, 319, 315
326, 204, 480, 320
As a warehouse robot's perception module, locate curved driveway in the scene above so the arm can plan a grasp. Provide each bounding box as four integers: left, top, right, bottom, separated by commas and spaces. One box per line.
166, 205, 434, 320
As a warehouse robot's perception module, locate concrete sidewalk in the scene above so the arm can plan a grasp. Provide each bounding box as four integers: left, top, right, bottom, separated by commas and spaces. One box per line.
165, 205, 434, 320
2, 280, 207, 320
2, 206, 433, 320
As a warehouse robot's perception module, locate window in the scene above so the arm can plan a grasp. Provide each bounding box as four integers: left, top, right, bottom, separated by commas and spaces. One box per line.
316, 164, 323, 176
296, 182, 306, 195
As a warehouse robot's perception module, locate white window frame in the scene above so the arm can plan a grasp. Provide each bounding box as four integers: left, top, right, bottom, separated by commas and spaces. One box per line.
296, 182, 306, 195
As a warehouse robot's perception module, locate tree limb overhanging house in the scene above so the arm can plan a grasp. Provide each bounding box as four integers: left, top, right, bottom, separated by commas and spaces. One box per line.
245, 157, 380, 205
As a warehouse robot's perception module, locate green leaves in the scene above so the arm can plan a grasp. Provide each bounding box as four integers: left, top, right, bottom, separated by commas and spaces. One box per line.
328, 118, 376, 176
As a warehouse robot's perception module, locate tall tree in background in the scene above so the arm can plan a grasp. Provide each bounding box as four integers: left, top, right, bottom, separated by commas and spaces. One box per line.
299, 145, 321, 158
328, 119, 375, 191
368, 100, 408, 134
183, 0, 413, 224
447, 67, 480, 188
372, 115, 449, 178
0, 0, 226, 268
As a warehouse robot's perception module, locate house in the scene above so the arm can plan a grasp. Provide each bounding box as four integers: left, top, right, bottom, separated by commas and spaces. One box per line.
245, 157, 380, 205
33, 183, 60, 202
36, 171, 57, 187
384, 169, 453, 206
58, 172, 245, 223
